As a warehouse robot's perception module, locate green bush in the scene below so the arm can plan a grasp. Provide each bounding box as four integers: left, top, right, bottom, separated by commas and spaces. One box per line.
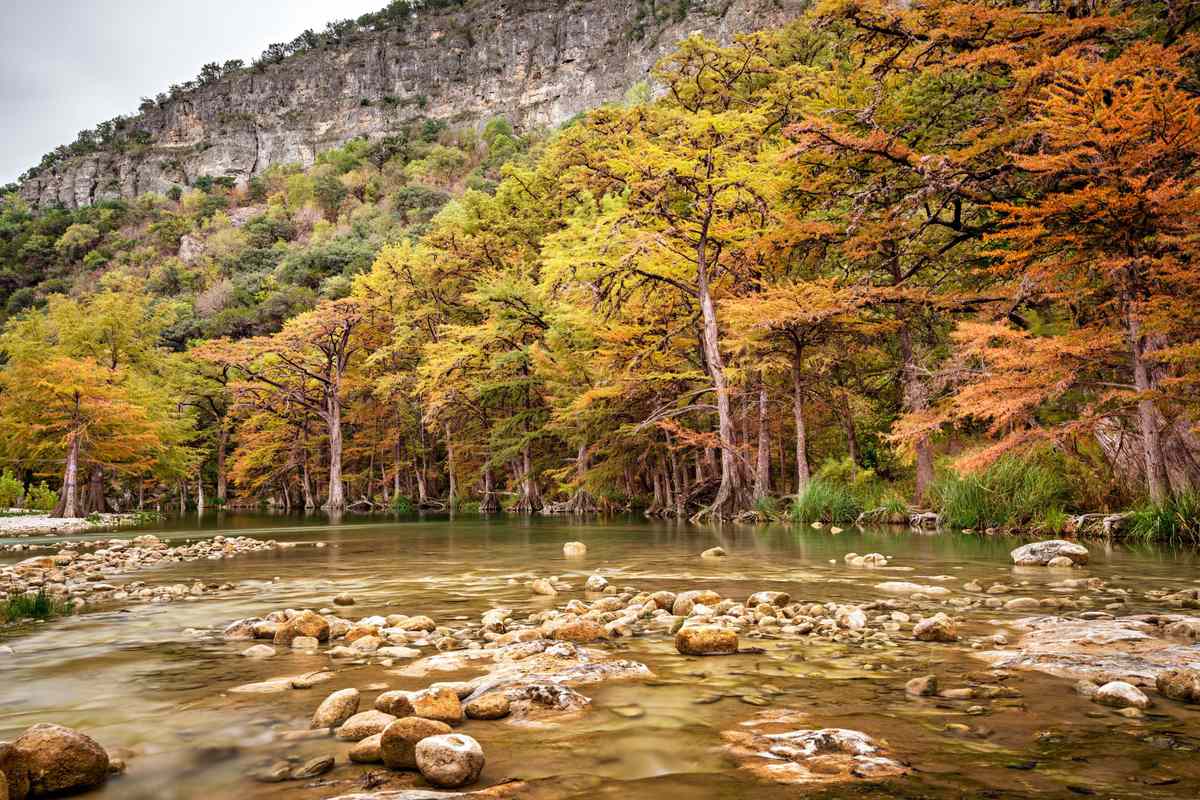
789, 479, 862, 524
1130, 493, 1200, 544
391, 494, 414, 514
0, 469, 23, 509
25, 482, 57, 512
2, 589, 73, 623
931, 454, 1069, 530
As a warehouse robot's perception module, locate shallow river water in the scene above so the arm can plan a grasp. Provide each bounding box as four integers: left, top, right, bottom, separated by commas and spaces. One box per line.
3, 514, 1200, 800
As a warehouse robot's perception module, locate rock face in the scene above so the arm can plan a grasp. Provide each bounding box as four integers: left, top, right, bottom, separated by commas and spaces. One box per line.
1010, 540, 1089, 566
10, 724, 109, 798
19, 0, 807, 209
415, 734, 485, 789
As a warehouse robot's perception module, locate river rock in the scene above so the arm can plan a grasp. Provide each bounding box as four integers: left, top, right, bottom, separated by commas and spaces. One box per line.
835, 606, 867, 630
347, 733, 382, 764
380, 717, 452, 770
1010, 540, 1089, 567
914, 613, 958, 642
549, 619, 605, 644
700, 546, 727, 559
562, 541, 587, 557
409, 687, 464, 724
0, 743, 29, 800
675, 625, 738, 656
584, 574, 609, 592
748, 591, 790, 608
415, 734, 485, 789
223, 617, 263, 641
1094, 681, 1152, 710
375, 691, 416, 716
333, 593, 356, 606
292, 755, 335, 779
273, 610, 330, 646
1156, 668, 1200, 703
312, 688, 361, 729
11, 723, 109, 797
336, 710, 397, 741
723, 719, 908, 785
530, 579, 557, 597
464, 693, 511, 720
906, 675, 938, 696
876, 581, 951, 597
241, 644, 276, 659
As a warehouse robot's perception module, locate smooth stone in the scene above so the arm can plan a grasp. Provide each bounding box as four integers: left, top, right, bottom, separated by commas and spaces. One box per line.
12, 723, 109, 797
562, 541, 587, 557
675, 625, 738, 656
349, 733, 383, 763
312, 688, 360, 729
1094, 681, 1152, 710
464, 693, 511, 720
530, 579, 557, 596
335, 710, 397, 741
415, 733, 485, 789
700, 547, 727, 559
1010, 540, 1089, 566
292, 755, 334, 779
409, 687, 464, 724
914, 613, 958, 642
241, 644, 276, 659
906, 675, 938, 696
333, 593, 356, 606
380, 717, 452, 770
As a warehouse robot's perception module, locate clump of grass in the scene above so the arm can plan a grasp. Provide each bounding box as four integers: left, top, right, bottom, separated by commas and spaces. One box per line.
1130, 493, 1200, 544
931, 454, 1069, 530
790, 479, 863, 524
2, 589, 74, 624
390, 494, 415, 514
752, 495, 781, 520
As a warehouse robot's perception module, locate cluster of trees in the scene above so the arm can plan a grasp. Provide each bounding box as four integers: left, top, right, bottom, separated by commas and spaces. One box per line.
2, 0, 1199, 524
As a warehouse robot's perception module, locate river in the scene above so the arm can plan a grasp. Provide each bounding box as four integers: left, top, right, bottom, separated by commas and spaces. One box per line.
3, 514, 1200, 799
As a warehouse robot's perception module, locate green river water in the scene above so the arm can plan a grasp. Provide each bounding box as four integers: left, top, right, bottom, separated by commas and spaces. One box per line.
2, 514, 1200, 799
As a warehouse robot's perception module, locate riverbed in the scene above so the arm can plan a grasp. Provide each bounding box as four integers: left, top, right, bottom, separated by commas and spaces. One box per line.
3, 514, 1200, 799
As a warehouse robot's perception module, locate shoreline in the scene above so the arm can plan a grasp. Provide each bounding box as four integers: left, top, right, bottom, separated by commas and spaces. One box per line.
0, 512, 150, 538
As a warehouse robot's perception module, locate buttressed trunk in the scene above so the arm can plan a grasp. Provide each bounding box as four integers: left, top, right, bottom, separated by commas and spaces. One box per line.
324, 388, 346, 512
54, 432, 81, 518
791, 354, 811, 493
1128, 311, 1171, 503
754, 381, 770, 501
899, 320, 934, 502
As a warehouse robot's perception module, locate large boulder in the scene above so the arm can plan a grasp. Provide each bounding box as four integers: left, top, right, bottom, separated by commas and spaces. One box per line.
409, 687, 464, 725
464, 693, 511, 720
1094, 681, 1152, 710
1010, 540, 1089, 567
1157, 668, 1200, 703
380, 717, 452, 770
675, 625, 738, 656
0, 743, 30, 800
335, 710, 397, 742
11, 724, 109, 798
312, 688, 360, 729
415, 734, 485, 789
913, 613, 958, 642
273, 610, 330, 646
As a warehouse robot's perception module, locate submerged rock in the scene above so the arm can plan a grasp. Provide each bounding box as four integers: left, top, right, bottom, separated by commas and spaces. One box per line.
723, 718, 908, 785
905, 675, 938, 697
562, 541, 587, 558
1010, 540, 1089, 567
700, 546, 727, 559
1157, 668, 1200, 703
415, 734, 485, 789
11, 723, 109, 798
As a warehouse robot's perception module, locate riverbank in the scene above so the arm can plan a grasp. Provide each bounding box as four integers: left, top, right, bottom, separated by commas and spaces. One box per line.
0, 513, 149, 538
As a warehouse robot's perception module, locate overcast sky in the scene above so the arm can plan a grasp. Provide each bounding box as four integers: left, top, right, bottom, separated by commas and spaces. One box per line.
0, 0, 385, 184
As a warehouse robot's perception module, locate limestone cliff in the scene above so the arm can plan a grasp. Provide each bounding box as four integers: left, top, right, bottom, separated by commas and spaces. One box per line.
20, 0, 806, 209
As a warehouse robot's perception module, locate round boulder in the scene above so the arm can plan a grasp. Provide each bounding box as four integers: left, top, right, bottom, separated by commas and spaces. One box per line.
464, 693, 511, 720
335, 710, 397, 742
312, 688, 360, 730
675, 625, 738, 656
12, 723, 109, 797
380, 717, 452, 770
415, 734, 485, 789
349, 733, 383, 764
1010, 540, 1089, 567
1094, 681, 1152, 710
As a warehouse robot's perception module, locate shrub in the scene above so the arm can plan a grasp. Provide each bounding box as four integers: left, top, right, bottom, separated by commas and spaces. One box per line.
789, 479, 862, 524
931, 454, 1069, 530
0, 469, 23, 509
391, 494, 414, 514
2, 589, 73, 623
1130, 493, 1200, 545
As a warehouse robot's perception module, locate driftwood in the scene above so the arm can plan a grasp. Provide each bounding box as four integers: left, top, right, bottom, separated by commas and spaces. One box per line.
1068, 512, 1133, 537
909, 511, 941, 530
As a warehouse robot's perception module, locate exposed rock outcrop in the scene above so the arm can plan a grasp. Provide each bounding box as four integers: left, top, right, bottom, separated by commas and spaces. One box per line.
19, 0, 807, 209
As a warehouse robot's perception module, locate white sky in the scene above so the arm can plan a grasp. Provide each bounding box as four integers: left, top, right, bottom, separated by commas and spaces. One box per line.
0, 0, 385, 184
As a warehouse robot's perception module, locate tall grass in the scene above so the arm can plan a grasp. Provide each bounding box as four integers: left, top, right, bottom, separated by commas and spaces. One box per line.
1130, 493, 1200, 544
931, 455, 1069, 531
790, 478, 863, 524
2, 590, 73, 624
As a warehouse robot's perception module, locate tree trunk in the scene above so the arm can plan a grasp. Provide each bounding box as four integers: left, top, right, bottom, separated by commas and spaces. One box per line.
843, 391, 860, 473
197, 476, 205, 513
324, 391, 346, 511
1129, 312, 1171, 503
480, 463, 499, 513
695, 214, 746, 518
791, 348, 811, 493
754, 380, 771, 501
444, 424, 456, 509
215, 420, 228, 503
81, 466, 110, 514
513, 444, 541, 513
899, 322, 934, 501
54, 432, 82, 518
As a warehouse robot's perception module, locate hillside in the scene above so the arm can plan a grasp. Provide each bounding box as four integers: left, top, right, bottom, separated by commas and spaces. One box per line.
16, 0, 807, 209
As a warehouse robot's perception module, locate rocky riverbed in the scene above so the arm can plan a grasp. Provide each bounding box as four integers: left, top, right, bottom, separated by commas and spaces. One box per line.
4, 519, 1200, 799
0, 513, 145, 538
